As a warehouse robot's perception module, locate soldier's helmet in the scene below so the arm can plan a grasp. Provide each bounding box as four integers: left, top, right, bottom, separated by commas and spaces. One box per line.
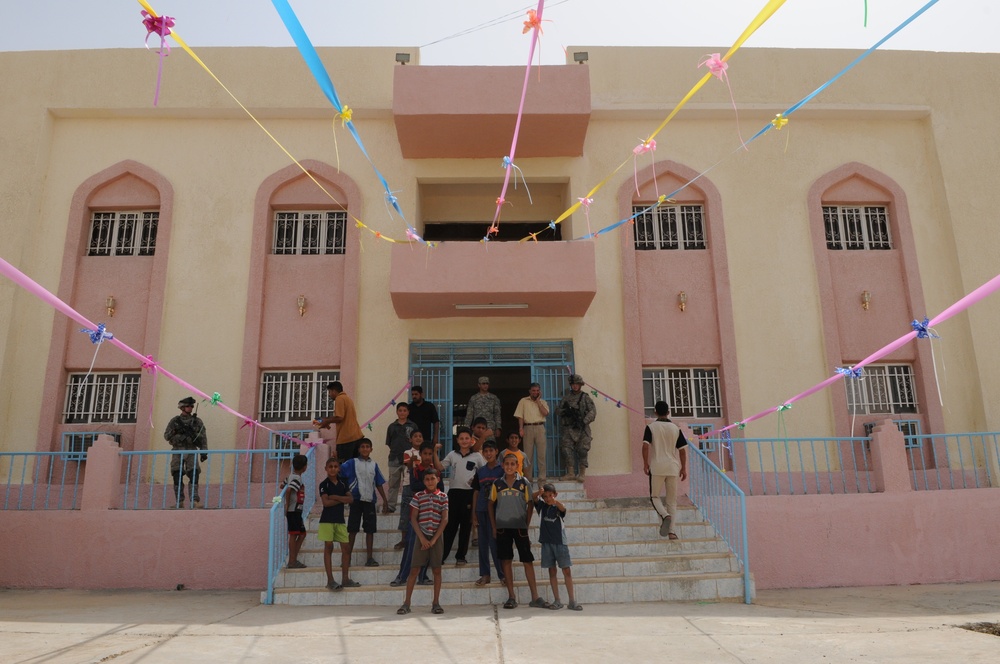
178, 397, 196, 409
568, 374, 584, 385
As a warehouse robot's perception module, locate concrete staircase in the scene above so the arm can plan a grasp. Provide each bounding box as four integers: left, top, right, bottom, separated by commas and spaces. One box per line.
265, 480, 753, 606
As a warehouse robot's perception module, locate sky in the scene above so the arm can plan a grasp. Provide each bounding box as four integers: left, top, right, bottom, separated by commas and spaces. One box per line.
0, 0, 997, 66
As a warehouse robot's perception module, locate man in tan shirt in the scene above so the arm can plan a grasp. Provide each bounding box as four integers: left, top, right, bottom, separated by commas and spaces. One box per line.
513, 382, 550, 481
315, 381, 365, 461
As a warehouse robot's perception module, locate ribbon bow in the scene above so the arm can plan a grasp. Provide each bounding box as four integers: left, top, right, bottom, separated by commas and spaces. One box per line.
776, 403, 793, 413
632, 139, 658, 197
699, 53, 746, 150
140, 11, 175, 106
911, 317, 940, 339
522, 9, 546, 34
835, 366, 864, 379
337, 105, 353, 127
771, 113, 789, 130
81, 323, 113, 344
502, 156, 533, 204
737, 422, 747, 431
210, 392, 223, 406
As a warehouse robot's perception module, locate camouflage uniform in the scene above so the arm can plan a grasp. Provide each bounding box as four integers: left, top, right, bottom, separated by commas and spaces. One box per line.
558, 381, 596, 477
464, 392, 502, 432
164, 402, 208, 506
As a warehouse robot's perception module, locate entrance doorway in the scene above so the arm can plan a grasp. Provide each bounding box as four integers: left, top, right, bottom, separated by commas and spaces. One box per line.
409, 341, 573, 476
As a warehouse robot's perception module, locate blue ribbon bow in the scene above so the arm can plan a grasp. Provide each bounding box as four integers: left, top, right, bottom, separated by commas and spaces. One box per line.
80, 323, 113, 344
911, 317, 940, 339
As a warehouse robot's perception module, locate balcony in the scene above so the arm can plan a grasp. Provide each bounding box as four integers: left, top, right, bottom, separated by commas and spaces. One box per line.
388, 241, 597, 318
393, 65, 590, 159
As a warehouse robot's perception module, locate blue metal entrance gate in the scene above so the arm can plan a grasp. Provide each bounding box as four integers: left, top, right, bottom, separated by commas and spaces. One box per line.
410, 341, 574, 476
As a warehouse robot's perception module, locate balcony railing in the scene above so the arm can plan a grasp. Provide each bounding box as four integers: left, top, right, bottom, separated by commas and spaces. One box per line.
905, 433, 1000, 490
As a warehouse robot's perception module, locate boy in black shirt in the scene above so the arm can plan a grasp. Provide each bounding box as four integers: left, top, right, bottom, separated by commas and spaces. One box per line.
318, 458, 354, 589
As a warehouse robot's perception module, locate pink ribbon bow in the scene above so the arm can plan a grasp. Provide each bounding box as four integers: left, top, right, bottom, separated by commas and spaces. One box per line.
141, 11, 175, 106
699, 53, 747, 150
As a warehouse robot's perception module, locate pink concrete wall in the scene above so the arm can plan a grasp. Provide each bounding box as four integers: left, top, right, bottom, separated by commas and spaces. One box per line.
0, 509, 269, 590
747, 489, 1000, 589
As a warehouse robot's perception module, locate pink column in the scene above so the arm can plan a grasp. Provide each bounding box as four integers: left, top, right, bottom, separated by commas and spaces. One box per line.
79, 434, 122, 511
869, 419, 912, 493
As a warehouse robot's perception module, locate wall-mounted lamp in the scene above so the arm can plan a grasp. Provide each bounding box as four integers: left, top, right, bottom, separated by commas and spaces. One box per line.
297, 295, 307, 317
861, 290, 872, 311
677, 291, 688, 312
106, 295, 116, 318
573, 51, 589, 64
395, 52, 411, 65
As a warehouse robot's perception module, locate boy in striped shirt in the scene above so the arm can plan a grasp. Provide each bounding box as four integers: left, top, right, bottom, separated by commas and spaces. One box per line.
398, 468, 449, 615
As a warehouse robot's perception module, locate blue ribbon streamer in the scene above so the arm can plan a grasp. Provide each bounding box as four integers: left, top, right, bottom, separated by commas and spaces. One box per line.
270, 0, 405, 220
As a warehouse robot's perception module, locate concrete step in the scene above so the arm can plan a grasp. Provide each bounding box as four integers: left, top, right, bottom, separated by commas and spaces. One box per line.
266, 571, 749, 606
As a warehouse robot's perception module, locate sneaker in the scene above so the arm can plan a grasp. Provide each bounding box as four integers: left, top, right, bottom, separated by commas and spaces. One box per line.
567, 601, 584, 611
365, 558, 380, 567
659, 515, 672, 537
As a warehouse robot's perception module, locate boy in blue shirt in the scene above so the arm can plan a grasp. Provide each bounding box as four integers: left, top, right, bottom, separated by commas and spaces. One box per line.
318, 458, 353, 590
340, 438, 389, 571
471, 440, 505, 586
533, 483, 582, 610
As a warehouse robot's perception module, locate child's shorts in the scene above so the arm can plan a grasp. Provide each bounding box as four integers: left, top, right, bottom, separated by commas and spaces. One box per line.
496, 528, 534, 563
347, 500, 378, 534
411, 533, 444, 568
317, 522, 349, 543
540, 542, 572, 569
285, 511, 305, 535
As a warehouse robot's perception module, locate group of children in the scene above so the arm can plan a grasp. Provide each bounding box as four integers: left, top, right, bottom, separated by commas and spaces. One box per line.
280, 401, 583, 615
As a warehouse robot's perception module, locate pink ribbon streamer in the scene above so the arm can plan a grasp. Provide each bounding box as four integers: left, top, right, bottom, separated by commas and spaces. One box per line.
490, 0, 545, 236
632, 140, 658, 198
141, 10, 175, 106
359, 381, 413, 432
699, 53, 747, 150
563, 366, 646, 417
141, 355, 159, 428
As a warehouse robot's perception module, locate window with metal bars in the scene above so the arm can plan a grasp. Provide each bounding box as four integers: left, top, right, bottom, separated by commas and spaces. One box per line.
823, 205, 891, 250
845, 364, 918, 415
87, 211, 158, 256
259, 370, 341, 423
642, 368, 722, 419
272, 211, 347, 255
632, 204, 707, 250
63, 372, 140, 424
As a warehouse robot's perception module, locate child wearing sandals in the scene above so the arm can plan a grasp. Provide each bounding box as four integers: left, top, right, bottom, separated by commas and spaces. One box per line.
398, 468, 449, 616
318, 458, 353, 590
533, 483, 582, 611
488, 454, 550, 610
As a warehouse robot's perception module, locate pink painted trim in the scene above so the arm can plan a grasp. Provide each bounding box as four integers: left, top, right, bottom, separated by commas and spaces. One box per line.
38, 160, 174, 453
237, 161, 362, 450
808, 162, 943, 437
617, 160, 742, 476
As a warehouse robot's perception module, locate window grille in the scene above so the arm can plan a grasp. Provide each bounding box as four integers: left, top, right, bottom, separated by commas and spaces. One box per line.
863, 419, 923, 448
689, 423, 716, 451
272, 211, 347, 255
823, 205, 891, 250
87, 211, 158, 256
267, 429, 313, 460
633, 204, 706, 250
63, 372, 140, 424
642, 368, 722, 419
259, 370, 340, 423
61, 431, 122, 461
847, 364, 918, 416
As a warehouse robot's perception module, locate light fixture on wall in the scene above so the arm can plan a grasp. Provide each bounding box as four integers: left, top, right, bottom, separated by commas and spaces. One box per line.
395, 52, 411, 65
861, 290, 872, 311
297, 295, 307, 317
677, 291, 688, 312
573, 51, 589, 64
106, 295, 116, 318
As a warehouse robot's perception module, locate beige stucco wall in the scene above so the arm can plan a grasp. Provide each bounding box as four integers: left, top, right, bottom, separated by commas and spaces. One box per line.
1, 46, 998, 472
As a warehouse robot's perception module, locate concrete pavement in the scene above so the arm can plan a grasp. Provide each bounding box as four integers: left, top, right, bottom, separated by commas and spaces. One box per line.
1, 582, 998, 663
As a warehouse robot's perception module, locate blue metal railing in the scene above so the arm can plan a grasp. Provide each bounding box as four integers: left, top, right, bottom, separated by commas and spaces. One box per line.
735, 437, 873, 495
120, 449, 290, 509
686, 443, 752, 604
0, 451, 84, 510
265, 445, 316, 605
905, 432, 1000, 491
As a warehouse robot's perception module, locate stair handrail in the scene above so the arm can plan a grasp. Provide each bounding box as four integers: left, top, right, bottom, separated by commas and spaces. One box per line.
686, 443, 752, 604
265, 446, 316, 605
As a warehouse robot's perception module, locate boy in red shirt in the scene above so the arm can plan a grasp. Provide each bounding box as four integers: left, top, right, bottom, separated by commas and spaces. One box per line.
398, 468, 449, 615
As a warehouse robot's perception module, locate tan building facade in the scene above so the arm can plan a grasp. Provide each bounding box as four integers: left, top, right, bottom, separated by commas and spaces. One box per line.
1, 45, 999, 491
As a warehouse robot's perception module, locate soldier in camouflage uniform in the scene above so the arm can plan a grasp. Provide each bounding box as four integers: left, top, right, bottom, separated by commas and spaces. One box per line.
464, 376, 502, 437
558, 374, 596, 482
164, 396, 208, 508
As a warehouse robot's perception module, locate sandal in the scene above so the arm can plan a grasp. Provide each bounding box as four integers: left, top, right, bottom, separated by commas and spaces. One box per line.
668, 532, 679, 540
396, 604, 411, 615
475, 576, 490, 587
528, 597, 552, 609
548, 600, 563, 610
568, 601, 584, 611
341, 579, 360, 588
503, 598, 518, 609
432, 604, 444, 614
